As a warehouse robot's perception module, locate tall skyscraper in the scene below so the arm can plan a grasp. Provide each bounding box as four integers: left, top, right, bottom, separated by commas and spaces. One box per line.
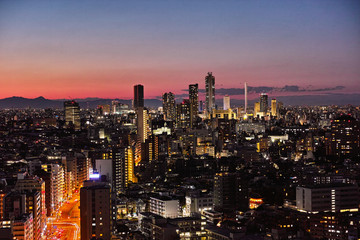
271, 98, 277, 117
223, 95, 230, 110
254, 102, 260, 116
205, 72, 215, 114
64, 100, 80, 130
176, 100, 190, 129
162, 92, 176, 121
136, 108, 150, 143
259, 93, 268, 113
136, 108, 151, 164
111, 148, 123, 194
244, 82, 248, 114
133, 84, 144, 109
125, 146, 137, 186
109, 146, 137, 194
189, 84, 198, 127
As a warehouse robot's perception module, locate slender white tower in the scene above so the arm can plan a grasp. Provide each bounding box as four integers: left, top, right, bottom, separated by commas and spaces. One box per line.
223, 95, 230, 110
244, 82, 248, 114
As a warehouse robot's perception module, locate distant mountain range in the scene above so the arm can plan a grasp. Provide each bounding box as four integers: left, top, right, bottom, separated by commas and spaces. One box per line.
0, 96, 161, 109
0, 94, 359, 109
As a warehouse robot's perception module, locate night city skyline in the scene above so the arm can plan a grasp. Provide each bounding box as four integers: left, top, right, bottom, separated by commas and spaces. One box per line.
1, 1, 360, 240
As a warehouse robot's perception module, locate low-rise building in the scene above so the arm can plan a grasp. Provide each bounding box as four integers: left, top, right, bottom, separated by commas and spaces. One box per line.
184, 191, 213, 217
150, 196, 180, 219
296, 184, 359, 213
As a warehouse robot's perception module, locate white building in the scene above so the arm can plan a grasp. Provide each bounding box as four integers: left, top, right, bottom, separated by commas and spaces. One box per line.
296, 184, 359, 213
223, 95, 230, 110
184, 191, 213, 217
150, 196, 180, 219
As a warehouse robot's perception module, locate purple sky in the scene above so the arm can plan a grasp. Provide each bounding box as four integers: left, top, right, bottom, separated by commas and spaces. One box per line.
0, 0, 359, 100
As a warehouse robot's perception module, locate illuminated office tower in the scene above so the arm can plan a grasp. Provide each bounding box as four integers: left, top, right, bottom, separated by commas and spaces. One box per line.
271, 99, 277, 117
80, 182, 111, 240
259, 93, 268, 113
254, 102, 260, 116
175, 100, 191, 129
134, 84, 144, 109
125, 147, 137, 186
223, 95, 230, 110
64, 100, 80, 130
296, 184, 359, 213
136, 108, 150, 143
205, 72, 215, 114
111, 149, 122, 194
141, 134, 159, 163
330, 115, 360, 158
162, 92, 176, 121
189, 84, 198, 127
113, 147, 136, 192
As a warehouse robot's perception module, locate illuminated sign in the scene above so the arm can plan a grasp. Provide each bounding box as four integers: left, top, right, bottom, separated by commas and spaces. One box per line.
90, 173, 100, 179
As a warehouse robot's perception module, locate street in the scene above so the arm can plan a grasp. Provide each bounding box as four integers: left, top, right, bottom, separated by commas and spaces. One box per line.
46, 193, 80, 240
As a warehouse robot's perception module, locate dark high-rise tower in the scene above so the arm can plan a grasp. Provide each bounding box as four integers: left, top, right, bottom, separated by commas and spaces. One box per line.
205, 72, 215, 114
111, 147, 137, 194
213, 173, 248, 212
176, 100, 190, 129
133, 84, 144, 109
189, 84, 198, 127
162, 92, 176, 121
64, 100, 80, 130
330, 115, 360, 158
80, 182, 111, 240
259, 93, 268, 113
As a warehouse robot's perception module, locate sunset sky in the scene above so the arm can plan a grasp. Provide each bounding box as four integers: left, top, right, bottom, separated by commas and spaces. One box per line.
0, 0, 359, 100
